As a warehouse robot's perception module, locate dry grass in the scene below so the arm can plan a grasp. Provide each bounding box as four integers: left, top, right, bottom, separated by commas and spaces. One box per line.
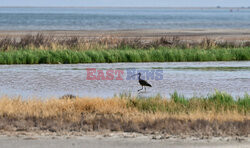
1, 34, 250, 51
0, 34, 146, 51
0, 94, 249, 136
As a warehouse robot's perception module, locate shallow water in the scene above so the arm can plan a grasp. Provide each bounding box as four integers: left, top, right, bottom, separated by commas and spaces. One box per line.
0, 62, 249, 99
1, 8, 250, 30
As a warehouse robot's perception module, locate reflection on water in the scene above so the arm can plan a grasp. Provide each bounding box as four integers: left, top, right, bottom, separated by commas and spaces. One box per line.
0, 61, 249, 99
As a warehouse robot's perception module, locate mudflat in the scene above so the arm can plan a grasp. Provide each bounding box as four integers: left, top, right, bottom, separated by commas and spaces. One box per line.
0, 132, 249, 148
1, 29, 250, 41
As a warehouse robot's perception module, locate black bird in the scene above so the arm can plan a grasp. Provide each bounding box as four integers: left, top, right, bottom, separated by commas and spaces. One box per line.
131, 73, 152, 92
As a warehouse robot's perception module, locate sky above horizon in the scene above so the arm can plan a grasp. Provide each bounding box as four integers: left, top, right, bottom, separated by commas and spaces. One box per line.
1, 0, 250, 7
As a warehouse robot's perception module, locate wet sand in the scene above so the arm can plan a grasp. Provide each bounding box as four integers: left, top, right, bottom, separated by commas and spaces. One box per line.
0, 132, 249, 148
1, 29, 250, 41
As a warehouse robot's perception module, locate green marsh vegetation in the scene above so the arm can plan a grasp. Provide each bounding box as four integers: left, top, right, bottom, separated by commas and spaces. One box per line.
125, 91, 250, 115
0, 47, 249, 64
0, 34, 250, 64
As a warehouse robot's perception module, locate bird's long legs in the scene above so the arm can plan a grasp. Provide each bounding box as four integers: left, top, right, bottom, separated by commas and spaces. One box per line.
138, 86, 143, 92
145, 87, 146, 92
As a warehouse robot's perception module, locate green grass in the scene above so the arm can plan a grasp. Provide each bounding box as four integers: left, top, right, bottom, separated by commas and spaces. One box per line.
0, 47, 250, 64
126, 91, 250, 114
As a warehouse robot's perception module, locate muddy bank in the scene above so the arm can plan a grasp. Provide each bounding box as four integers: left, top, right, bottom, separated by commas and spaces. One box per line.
1, 29, 250, 41
0, 115, 249, 137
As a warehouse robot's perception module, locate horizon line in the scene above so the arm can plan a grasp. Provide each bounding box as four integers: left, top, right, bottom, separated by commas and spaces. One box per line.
0, 6, 250, 9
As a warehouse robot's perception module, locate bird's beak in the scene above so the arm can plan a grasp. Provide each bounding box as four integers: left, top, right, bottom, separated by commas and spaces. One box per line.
130, 73, 138, 77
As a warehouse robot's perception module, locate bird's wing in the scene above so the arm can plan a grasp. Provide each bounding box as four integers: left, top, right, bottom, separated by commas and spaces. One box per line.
139, 79, 152, 87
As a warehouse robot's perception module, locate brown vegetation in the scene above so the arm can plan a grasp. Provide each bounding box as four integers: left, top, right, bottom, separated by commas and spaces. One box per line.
0, 95, 249, 137
1, 34, 250, 51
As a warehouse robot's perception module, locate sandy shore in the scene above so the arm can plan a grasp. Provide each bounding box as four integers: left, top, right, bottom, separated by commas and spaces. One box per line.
0, 132, 249, 148
1, 29, 250, 41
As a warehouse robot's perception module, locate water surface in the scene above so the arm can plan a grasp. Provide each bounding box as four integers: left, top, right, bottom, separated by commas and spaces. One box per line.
0, 7, 250, 30
0, 62, 249, 99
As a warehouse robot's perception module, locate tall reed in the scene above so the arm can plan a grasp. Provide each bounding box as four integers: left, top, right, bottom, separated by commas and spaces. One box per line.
0, 48, 249, 64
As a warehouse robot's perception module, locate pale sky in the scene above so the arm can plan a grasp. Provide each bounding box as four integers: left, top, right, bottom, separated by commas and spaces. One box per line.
0, 0, 250, 7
